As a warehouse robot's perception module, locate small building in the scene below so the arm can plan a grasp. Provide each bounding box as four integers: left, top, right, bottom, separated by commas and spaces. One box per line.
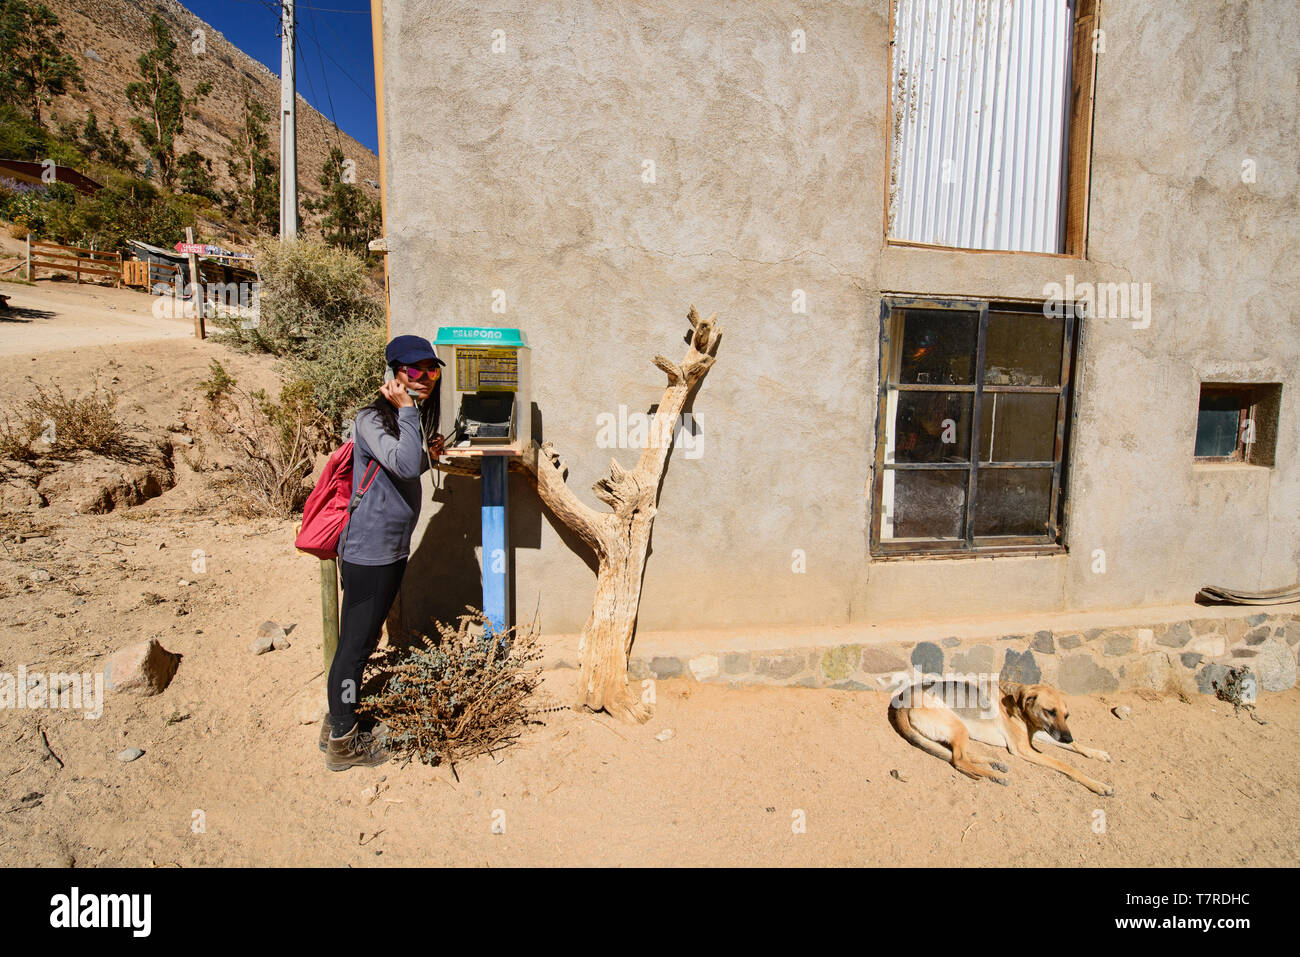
366, 0, 1300, 695
0, 159, 103, 196
125, 240, 189, 292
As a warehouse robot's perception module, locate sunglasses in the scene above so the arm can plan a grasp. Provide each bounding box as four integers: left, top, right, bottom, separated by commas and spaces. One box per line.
400, 365, 441, 381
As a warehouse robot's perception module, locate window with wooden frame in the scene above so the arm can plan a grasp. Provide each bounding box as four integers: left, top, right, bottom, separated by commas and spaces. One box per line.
885, 0, 1100, 256
1194, 383, 1282, 465
872, 296, 1079, 557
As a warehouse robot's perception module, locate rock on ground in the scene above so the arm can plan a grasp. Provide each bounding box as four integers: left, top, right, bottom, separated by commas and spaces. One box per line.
103, 638, 180, 695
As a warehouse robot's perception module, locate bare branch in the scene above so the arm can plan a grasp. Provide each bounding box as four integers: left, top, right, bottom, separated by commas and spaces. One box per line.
519, 440, 609, 554
652, 354, 682, 384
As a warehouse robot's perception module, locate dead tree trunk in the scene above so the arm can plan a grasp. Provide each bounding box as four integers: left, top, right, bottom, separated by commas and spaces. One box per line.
522, 306, 721, 722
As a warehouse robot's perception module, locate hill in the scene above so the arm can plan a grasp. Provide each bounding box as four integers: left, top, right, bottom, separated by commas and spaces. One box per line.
38, 0, 380, 217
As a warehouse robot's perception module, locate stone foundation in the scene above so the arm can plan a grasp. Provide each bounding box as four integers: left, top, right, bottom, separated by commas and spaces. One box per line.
601, 611, 1300, 697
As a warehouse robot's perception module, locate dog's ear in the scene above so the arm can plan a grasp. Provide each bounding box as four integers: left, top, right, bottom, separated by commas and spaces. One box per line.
1022, 690, 1038, 712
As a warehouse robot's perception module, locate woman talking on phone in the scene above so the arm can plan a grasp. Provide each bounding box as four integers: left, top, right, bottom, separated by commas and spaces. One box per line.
324, 334, 446, 770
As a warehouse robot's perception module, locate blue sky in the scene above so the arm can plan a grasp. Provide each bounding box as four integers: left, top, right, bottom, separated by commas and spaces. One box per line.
185, 0, 379, 154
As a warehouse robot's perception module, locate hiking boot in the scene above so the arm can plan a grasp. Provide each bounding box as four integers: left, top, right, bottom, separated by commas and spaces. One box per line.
324, 723, 390, 771
320, 717, 389, 752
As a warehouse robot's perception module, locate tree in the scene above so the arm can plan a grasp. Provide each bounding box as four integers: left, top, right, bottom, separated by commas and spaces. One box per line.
40, 173, 191, 251
225, 84, 278, 231
104, 119, 136, 172
178, 149, 218, 201
80, 109, 107, 156
124, 13, 209, 187
522, 307, 722, 722
0, 0, 84, 126
76, 110, 134, 171
306, 145, 381, 255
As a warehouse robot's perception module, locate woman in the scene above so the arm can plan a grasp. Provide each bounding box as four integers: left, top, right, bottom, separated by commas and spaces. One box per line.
324, 334, 446, 771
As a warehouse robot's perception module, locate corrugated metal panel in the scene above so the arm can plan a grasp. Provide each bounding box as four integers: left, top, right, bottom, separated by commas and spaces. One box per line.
889, 0, 1074, 253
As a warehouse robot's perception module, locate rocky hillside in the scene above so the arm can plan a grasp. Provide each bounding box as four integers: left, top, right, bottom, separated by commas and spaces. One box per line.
41, 0, 380, 210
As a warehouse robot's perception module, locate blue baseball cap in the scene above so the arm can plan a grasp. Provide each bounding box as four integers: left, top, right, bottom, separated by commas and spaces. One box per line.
385, 334, 445, 368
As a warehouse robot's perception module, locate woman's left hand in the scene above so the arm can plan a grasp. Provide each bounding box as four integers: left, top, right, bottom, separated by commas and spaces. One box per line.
428, 433, 446, 458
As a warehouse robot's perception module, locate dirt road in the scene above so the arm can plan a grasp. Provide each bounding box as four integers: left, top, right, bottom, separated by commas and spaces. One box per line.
0, 280, 197, 358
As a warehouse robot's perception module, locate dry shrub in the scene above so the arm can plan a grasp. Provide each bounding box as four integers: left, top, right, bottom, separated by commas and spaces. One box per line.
30, 381, 130, 456
204, 361, 325, 517
360, 608, 544, 775
221, 386, 319, 516
1213, 666, 1266, 724
0, 411, 43, 461
0, 379, 129, 460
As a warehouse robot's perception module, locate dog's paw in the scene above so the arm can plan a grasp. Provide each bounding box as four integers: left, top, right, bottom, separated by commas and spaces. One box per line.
990, 775, 1009, 786
1095, 750, 1112, 763
1095, 783, 1115, 797
990, 761, 1010, 773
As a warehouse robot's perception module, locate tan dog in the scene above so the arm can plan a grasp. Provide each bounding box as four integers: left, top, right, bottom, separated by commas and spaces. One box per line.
888, 678, 1114, 796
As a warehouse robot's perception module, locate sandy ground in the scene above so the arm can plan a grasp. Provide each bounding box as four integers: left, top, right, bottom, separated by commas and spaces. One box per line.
1, 280, 1298, 867
0, 279, 197, 357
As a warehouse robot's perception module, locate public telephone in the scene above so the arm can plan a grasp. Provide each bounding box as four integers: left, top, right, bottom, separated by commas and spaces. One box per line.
432, 327, 531, 456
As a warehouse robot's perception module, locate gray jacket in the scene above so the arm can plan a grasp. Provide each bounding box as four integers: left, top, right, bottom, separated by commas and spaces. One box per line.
337, 404, 431, 565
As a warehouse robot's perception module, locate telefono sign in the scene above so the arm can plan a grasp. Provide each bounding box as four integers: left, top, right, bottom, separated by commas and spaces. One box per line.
434, 327, 529, 348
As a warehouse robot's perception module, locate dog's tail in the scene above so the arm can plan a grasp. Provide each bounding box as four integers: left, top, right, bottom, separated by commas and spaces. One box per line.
888, 700, 953, 761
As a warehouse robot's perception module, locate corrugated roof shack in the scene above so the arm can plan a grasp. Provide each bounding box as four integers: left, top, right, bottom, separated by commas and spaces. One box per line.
125, 240, 189, 293
369, 1, 1300, 695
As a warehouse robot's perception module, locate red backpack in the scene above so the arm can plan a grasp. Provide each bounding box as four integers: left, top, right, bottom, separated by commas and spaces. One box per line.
293, 441, 380, 560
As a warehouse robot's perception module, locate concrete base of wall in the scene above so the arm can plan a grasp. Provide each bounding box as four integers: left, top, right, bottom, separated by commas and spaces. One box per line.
540, 603, 1300, 697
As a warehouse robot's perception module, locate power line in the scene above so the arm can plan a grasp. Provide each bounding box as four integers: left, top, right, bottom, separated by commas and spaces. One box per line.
296, 17, 375, 104
304, 3, 341, 137
294, 21, 341, 160
294, 2, 370, 13
313, 3, 378, 99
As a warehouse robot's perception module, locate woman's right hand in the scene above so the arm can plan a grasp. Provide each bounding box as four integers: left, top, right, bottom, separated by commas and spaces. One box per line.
380, 379, 414, 409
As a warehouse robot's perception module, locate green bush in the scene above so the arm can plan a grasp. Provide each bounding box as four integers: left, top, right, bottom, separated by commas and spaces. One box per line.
216, 236, 382, 359
39, 172, 190, 250
0, 104, 85, 168
290, 318, 387, 435
198, 358, 237, 403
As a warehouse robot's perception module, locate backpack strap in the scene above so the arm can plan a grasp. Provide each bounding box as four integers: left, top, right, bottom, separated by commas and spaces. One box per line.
355, 460, 381, 499
338, 459, 382, 557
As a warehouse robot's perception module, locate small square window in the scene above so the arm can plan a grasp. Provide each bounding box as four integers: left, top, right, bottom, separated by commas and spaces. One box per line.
1194, 383, 1282, 466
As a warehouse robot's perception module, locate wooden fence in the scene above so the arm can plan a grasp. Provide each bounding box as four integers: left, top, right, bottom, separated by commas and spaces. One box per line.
26, 236, 122, 286
121, 258, 184, 290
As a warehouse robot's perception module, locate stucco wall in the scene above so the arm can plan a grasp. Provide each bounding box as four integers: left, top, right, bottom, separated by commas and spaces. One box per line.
378, 0, 1300, 635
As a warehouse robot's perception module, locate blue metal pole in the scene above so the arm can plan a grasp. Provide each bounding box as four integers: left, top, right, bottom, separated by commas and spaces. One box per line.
481, 455, 509, 637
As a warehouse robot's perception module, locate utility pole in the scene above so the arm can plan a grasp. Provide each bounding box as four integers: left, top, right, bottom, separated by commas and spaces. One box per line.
278, 0, 298, 239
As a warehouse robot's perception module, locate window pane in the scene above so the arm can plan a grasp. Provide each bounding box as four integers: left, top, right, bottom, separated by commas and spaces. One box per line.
882, 469, 967, 540
890, 391, 973, 463
974, 469, 1053, 537
1195, 393, 1242, 457
979, 393, 1060, 462
895, 309, 978, 385
984, 311, 1064, 387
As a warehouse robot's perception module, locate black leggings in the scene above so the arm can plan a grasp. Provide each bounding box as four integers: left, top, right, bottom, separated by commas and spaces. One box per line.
329, 557, 407, 737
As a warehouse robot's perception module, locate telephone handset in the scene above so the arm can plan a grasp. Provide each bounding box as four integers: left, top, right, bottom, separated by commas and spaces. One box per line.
383, 363, 443, 491
383, 364, 420, 399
